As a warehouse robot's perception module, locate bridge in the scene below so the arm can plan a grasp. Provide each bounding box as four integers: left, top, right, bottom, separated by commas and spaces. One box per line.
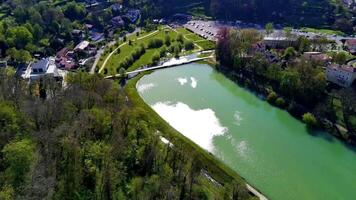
104, 55, 214, 79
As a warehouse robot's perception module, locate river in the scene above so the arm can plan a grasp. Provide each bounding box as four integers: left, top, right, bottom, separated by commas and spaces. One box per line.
136, 63, 356, 200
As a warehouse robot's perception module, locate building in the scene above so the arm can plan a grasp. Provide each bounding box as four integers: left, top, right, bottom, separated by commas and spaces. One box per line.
22, 57, 66, 80
303, 52, 332, 63
124, 9, 140, 23
31, 58, 50, 74
263, 32, 298, 49
326, 64, 356, 87
56, 48, 76, 70
111, 16, 125, 27
345, 39, 356, 55
74, 41, 90, 51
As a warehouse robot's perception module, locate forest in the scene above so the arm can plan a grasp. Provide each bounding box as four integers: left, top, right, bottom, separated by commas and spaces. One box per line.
0, 68, 254, 200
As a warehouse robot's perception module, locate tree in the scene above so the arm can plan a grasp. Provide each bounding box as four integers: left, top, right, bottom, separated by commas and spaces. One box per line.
63, 2, 87, 21
2, 139, 35, 189
283, 27, 293, 39
165, 35, 171, 46
297, 36, 311, 53
151, 52, 160, 65
332, 52, 347, 65
283, 47, 296, 60
338, 88, 356, 134
176, 33, 184, 43
302, 113, 318, 128
6, 26, 33, 49
184, 41, 194, 51
265, 23, 274, 36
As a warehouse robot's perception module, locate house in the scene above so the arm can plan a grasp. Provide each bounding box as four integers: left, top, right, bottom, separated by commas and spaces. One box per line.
22, 57, 66, 80
56, 48, 77, 70
124, 9, 140, 23
111, 16, 125, 27
345, 39, 356, 55
303, 52, 332, 63
74, 41, 90, 51
326, 64, 356, 87
31, 58, 50, 74
89, 30, 104, 42
111, 3, 123, 13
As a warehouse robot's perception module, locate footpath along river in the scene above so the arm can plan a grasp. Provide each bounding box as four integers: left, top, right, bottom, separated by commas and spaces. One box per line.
137, 63, 356, 200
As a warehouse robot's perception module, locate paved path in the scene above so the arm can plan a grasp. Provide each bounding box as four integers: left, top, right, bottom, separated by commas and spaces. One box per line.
90, 29, 140, 74
98, 29, 159, 73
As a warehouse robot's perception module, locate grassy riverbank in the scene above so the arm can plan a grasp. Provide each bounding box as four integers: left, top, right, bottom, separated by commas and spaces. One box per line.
125, 72, 258, 199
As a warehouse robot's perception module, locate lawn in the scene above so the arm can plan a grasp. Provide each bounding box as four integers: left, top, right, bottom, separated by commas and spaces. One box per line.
176, 27, 193, 35
185, 33, 206, 42
99, 27, 215, 75
100, 28, 178, 75
196, 40, 216, 50
300, 27, 345, 36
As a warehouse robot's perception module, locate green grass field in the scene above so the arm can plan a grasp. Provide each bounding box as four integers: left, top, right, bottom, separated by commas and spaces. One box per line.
99, 27, 216, 75
196, 40, 216, 50
300, 27, 345, 36
99, 28, 179, 75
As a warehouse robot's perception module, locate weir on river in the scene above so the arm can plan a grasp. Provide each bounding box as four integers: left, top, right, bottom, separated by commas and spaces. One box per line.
137, 63, 356, 200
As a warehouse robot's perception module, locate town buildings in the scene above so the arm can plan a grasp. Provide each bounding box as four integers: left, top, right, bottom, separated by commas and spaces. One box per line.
326, 64, 356, 87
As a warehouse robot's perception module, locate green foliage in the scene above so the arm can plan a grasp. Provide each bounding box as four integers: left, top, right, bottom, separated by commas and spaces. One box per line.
184, 40, 194, 51
0, 185, 14, 200
283, 47, 297, 60
176, 33, 184, 43
165, 34, 171, 46
63, 2, 86, 21
331, 52, 347, 65
2, 139, 35, 189
147, 38, 163, 49
275, 97, 285, 107
151, 52, 160, 64
265, 23, 274, 35
302, 113, 318, 128
267, 91, 277, 103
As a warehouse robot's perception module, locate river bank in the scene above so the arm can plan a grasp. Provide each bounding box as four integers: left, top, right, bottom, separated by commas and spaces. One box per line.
216, 64, 355, 145
125, 70, 260, 199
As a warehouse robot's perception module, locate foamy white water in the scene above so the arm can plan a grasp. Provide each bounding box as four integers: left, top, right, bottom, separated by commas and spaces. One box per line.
177, 77, 188, 85
152, 101, 227, 151
190, 77, 197, 88
137, 83, 155, 93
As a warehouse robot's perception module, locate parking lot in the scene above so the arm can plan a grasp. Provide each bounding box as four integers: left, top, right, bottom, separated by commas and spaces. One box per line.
184, 20, 222, 41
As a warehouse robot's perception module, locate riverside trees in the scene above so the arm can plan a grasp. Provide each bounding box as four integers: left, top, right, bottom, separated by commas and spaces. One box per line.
0, 70, 250, 199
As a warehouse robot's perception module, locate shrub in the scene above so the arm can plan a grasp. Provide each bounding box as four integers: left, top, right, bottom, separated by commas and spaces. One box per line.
165, 35, 171, 46
267, 91, 277, 103
151, 52, 160, 65
302, 112, 318, 128
148, 39, 163, 49
177, 33, 184, 43
184, 41, 194, 51
160, 47, 167, 57
275, 97, 285, 107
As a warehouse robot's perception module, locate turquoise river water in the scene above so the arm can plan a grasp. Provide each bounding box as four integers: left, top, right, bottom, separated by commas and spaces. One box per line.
136, 63, 356, 200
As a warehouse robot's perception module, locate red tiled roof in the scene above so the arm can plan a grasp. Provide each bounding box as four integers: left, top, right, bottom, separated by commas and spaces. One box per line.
346, 39, 356, 46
